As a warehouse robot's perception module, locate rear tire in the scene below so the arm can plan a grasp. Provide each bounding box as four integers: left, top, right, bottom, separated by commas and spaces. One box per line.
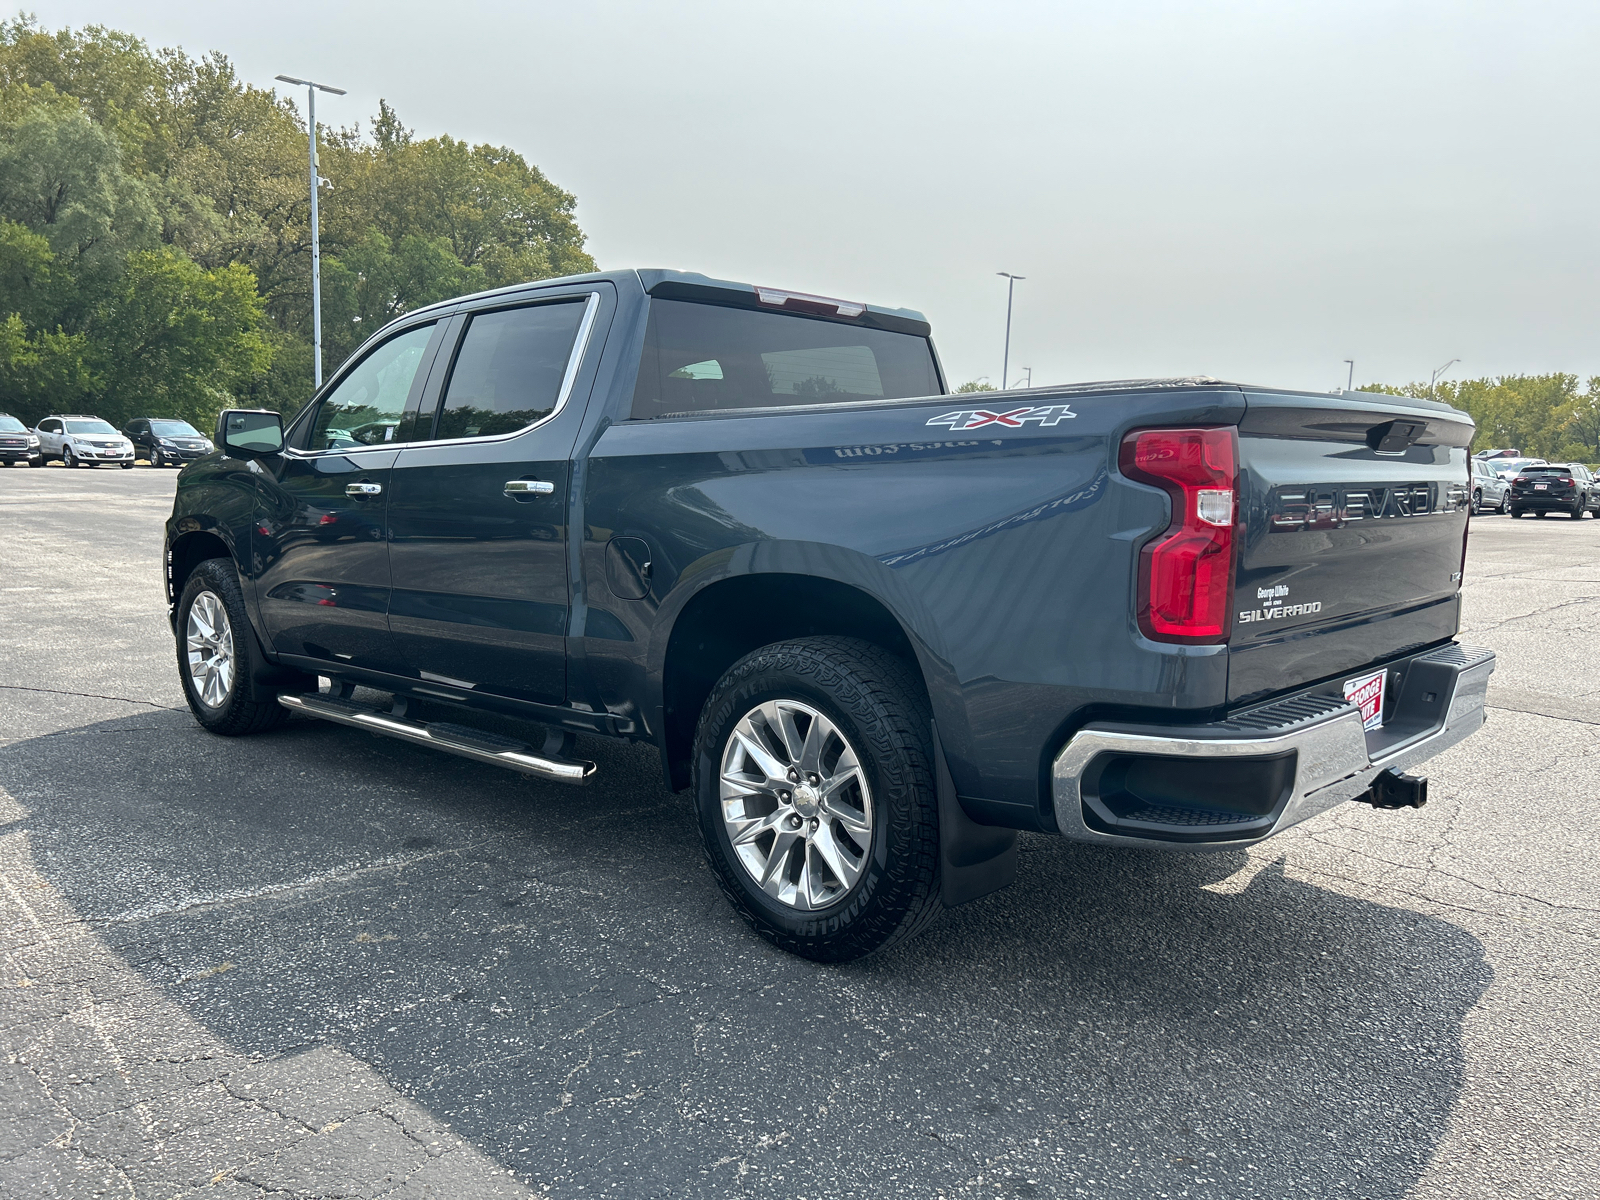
1497, 494, 1507, 514
176, 559, 292, 736
1472, 489, 1481, 514
692, 636, 942, 962
1511, 508, 1523, 518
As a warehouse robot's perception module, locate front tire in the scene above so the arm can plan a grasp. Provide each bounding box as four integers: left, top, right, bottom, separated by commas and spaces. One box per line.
120, 461, 133, 470
176, 559, 291, 736
63, 447, 78, 468
151, 448, 163, 469
693, 637, 942, 962
1472, 489, 1481, 514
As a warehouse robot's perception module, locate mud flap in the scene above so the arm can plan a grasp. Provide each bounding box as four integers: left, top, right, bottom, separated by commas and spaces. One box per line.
933, 722, 1019, 907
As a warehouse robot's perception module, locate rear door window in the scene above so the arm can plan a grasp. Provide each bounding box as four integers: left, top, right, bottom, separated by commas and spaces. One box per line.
431, 301, 587, 441
630, 299, 940, 419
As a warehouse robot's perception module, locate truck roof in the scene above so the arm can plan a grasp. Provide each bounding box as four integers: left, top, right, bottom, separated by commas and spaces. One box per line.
405, 268, 932, 337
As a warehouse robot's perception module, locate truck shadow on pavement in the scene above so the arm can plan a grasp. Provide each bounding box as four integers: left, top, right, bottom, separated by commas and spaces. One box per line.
2, 709, 1492, 1199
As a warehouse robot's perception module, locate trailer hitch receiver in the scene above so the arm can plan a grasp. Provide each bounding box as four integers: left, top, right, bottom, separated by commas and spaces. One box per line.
1359, 768, 1429, 809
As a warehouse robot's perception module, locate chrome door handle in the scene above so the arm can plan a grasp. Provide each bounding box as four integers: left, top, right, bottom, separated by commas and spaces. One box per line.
504, 480, 555, 497
345, 482, 383, 497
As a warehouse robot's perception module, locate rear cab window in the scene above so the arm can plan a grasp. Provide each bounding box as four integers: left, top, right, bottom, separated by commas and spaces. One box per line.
630, 299, 941, 420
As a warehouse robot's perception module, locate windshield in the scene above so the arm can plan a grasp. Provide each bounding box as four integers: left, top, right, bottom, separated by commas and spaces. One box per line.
65, 419, 117, 435
0, 416, 24, 432
150, 420, 201, 437
1520, 466, 1571, 477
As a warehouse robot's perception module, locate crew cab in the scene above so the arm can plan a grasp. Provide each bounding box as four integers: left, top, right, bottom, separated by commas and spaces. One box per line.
164, 269, 1495, 960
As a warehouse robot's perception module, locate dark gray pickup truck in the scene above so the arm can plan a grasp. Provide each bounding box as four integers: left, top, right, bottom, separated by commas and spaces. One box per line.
166, 268, 1495, 960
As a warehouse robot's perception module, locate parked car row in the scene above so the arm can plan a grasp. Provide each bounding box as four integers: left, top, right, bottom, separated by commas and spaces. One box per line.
0, 412, 214, 468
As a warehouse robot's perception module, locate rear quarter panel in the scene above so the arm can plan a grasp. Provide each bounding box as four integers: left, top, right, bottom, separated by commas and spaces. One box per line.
581, 385, 1246, 827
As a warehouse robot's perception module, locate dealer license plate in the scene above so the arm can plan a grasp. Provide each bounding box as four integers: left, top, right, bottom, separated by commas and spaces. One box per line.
1343, 668, 1387, 731
1535, 483, 1548, 490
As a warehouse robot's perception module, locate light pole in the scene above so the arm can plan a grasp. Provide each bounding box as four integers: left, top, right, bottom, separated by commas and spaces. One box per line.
276, 74, 346, 390
1429, 357, 1460, 399
1342, 359, 1354, 392
1014, 367, 1032, 389
996, 272, 1024, 392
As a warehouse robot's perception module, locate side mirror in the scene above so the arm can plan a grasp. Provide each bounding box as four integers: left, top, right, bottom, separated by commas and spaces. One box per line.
217, 409, 284, 456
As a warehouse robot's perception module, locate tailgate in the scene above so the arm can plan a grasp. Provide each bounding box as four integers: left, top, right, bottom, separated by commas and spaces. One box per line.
1229, 389, 1473, 705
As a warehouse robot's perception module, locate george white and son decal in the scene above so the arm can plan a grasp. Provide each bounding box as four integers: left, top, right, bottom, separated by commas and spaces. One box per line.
1237, 583, 1323, 625
925, 405, 1077, 430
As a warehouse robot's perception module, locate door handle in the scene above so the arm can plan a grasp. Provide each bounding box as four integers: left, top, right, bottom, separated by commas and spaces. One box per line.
345, 482, 383, 497
504, 480, 555, 497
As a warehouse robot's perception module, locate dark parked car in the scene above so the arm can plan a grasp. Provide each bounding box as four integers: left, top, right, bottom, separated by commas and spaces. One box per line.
1508, 464, 1599, 519
0, 413, 42, 466
163, 268, 1496, 961
122, 417, 215, 467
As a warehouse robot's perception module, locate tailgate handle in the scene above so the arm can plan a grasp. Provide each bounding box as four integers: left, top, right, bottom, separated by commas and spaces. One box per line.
1367, 419, 1427, 453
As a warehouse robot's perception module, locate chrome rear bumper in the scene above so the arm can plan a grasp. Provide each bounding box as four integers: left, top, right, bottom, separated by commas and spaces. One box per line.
1051, 642, 1495, 849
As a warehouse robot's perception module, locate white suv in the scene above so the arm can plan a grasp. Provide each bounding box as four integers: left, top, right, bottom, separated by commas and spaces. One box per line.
33, 415, 135, 468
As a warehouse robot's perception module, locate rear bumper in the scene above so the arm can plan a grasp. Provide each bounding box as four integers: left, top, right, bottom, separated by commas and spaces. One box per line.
1511, 492, 1581, 509
1050, 642, 1495, 849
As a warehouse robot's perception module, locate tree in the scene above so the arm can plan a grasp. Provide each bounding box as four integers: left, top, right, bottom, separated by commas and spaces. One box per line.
956, 379, 996, 392
91, 248, 269, 427
0, 16, 597, 418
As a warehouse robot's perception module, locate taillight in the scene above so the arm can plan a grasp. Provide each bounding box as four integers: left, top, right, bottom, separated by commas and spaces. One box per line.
1119, 427, 1238, 643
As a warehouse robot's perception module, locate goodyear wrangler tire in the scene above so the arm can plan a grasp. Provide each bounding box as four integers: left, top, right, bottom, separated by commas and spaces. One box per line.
693, 636, 942, 962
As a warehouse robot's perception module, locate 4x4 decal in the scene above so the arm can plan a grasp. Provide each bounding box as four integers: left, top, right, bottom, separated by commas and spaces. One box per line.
925, 404, 1076, 430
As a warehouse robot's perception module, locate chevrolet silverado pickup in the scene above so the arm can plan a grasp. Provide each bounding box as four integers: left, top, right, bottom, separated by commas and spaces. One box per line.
164, 268, 1495, 961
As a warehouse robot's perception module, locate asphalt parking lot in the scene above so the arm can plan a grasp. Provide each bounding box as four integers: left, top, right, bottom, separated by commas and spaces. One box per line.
1, 463, 1596, 1199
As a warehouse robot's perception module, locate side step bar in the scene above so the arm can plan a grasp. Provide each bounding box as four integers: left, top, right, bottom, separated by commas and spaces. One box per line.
278, 692, 596, 784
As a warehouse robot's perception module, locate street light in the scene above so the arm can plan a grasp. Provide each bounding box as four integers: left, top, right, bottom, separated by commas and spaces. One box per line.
1013, 367, 1032, 389
996, 272, 1025, 392
1429, 357, 1461, 399
1342, 359, 1354, 392
276, 74, 347, 390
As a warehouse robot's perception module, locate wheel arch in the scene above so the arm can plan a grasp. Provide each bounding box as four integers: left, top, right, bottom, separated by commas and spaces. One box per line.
655, 560, 945, 792
166, 528, 233, 613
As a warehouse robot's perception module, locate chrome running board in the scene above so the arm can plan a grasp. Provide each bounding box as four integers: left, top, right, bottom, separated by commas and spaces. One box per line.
278, 692, 596, 784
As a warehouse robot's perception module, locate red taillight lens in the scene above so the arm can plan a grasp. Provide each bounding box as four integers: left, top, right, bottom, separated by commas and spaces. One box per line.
1119, 427, 1238, 643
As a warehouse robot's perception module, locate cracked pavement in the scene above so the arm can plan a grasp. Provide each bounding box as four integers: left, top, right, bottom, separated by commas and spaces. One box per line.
1, 466, 1596, 1198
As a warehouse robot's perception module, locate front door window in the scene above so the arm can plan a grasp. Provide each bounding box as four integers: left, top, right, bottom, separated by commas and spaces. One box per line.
307, 324, 436, 451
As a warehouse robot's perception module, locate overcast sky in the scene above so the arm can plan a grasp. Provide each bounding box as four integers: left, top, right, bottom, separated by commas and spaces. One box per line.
37, 0, 1600, 391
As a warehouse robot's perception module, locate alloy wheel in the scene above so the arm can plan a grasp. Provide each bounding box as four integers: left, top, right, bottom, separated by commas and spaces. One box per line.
185, 590, 236, 708
719, 699, 874, 911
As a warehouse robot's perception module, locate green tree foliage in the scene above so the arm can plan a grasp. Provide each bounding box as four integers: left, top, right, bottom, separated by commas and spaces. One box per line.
1358, 374, 1600, 462
0, 16, 594, 428
956, 379, 996, 392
